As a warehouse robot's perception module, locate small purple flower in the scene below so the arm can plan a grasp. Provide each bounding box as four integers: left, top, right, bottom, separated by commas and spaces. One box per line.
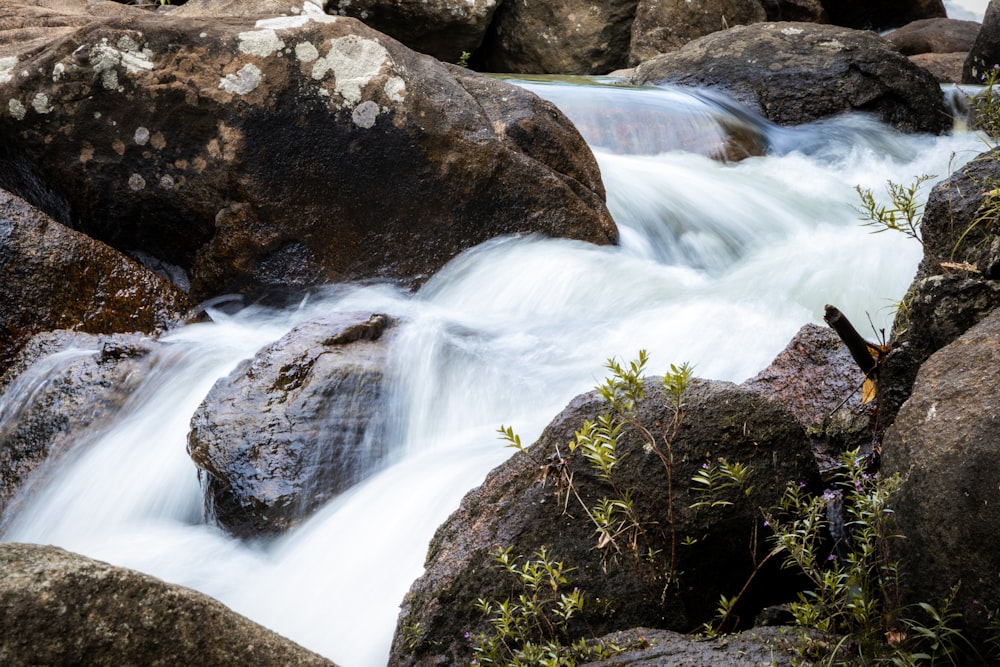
798, 482, 806, 488
763, 520, 770, 527
827, 554, 835, 561
465, 632, 471, 639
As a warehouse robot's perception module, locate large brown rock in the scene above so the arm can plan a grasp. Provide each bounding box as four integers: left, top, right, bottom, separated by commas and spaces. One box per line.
0, 1, 616, 301
881, 308, 1000, 642
478, 0, 639, 74
0, 331, 157, 520
188, 312, 394, 538
631, 22, 952, 134
0, 188, 190, 373
0, 543, 336, 666
821, 0, 945, 32
885, 18, 981, 56
389, 378, 820, 666
629, 0, 766, 66
964, 0, 1000, 83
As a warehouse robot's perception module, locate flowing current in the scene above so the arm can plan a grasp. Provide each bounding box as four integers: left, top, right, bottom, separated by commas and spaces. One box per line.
0, 78, 988, 666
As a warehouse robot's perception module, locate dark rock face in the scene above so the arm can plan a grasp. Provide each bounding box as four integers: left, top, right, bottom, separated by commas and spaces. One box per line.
964, 0, 1000, 83
0, 543, 336, 666
188, 312, 394, 538
478, 0, 638, 74
821, 0, 945, 32
0, 331, 157, 520
580, 626, 804, 666
0, 1, 616, 301
881, 308, 1000, 641
631, 23, 952, 134
629, 0, 767, 66
760, 0, 827, 23
879, 152, 1000, 428
885, 18, 981, 56
322, 0, 496, 64
388, 378, 819, 666
0, 188, 190, 373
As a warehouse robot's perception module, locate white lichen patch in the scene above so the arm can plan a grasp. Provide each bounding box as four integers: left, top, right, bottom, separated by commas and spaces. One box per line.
159, 175, 174, 190
351, 100, 380, 128
818, 39, 845, 50
89, 37, 154, 93
8, 98, 26, 120
295, 41, 319, 63
780, 26, 803, 36
52, 63, 65, 82
312, 35, 394, 107
134, 126, 150, 145
238, 29, 285, 58
219, 63, 262, 95
384, 76, 406, 104
0, 56, 17, 84
128, 173, 146, 191
31, 93, 52, 114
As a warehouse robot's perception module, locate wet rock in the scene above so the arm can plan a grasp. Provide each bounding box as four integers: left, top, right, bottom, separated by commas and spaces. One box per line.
0, 331, 158, 520
964, 0, 1000, 83
389, 378, 819, 666
885, 18, 980, 56
632, 22, 951, 134
0, 1, 616, 301
821, 0, 945, 32
879, 152, 1000, 428
0, 543, 336, 666
0, 188, 190, 374
478, 0, 638, 74
188, 312, 394, 538
629, 0, 767, 66
881, 308, 1000, 642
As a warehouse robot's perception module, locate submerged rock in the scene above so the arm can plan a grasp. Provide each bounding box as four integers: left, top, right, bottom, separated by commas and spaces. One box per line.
0, 188, 190, 374
188, 312, 394, 538
0, 543, 336, 666
0, 0, 616, 301
389, 378, 819, 666
632, 22, 952, 134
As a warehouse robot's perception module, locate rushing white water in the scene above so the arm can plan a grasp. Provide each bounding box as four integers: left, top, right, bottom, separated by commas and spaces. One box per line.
946, 0, 988, 22
0, 81, 989, 666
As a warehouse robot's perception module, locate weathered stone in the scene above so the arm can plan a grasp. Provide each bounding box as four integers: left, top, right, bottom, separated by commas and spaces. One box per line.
909, 52, 967, 83
878, 151, 1000, 431
0, 543, 336, 666
389, 378, 820, 666
478, 0, 639, 74
323, 0, 497, 64
821, 0, 945, 32
0, 331, 157, 520
188, 312, 394, 538
886, 18, 980, 55
964, 0, 1000, 83
0, 188, 190, 374
629, 0, 767, 66
882, 308, 1000, 642
631, 22, 952, 134
0, 1, 616, 301
580, 626, 807, 665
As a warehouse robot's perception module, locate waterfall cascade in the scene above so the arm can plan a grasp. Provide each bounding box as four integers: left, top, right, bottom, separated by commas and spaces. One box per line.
0, 76, 989, 666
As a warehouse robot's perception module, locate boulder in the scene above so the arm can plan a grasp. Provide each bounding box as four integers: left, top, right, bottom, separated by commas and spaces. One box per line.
477, 0, 638, 74
629, 0, 767, 66
0, 188, 190, 373
0, 331, 157, 519
881, 308, 1000, 642
631, 22, 952, 134
909, 52, 967, 83
322, 0, 496, 64
878, 151, 1000, 428
759, 0, 827, 23
885, 18, 981, 55
0, 1, 616, 301
188, 312, 394, 538
964, 0, 1000, 83
741, 323, 872, 473
388, 378, 820, 666
0, 543, 336, 666
821, 0, 945, 32
580, 626, 805, 665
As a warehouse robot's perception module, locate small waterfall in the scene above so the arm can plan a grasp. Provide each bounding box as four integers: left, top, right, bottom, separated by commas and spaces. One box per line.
0, 80, 990, 667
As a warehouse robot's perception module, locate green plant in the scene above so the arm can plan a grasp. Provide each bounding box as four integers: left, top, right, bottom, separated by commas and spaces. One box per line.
855, 175, 936, 246
469, 546, 626, 666
457, 51, 472, 68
